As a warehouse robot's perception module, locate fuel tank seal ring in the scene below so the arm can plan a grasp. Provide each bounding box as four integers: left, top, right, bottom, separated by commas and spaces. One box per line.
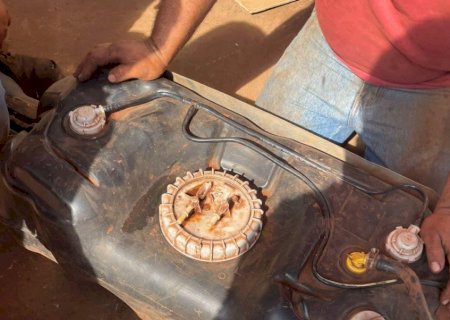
159, 169, 264, 262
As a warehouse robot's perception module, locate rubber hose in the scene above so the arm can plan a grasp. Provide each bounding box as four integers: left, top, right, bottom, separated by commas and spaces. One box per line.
375, 256, 433, 320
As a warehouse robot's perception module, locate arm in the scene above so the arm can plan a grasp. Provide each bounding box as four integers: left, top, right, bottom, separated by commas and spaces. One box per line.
75, 0, 216, 82
421, 174, 450, 307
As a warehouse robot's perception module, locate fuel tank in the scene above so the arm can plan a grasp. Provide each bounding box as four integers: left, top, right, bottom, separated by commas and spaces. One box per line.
0, 73, 446, 319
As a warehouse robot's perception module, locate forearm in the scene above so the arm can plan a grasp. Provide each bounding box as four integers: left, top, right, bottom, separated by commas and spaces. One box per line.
75, 0, 217, 82
149, 0, 216, 65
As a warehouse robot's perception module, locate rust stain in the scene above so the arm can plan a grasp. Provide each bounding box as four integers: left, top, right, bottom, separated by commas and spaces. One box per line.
106, 225, 114, 234
261, 166, 284, 197
167, 162, 183, 175
174, 178, 250, 239
208, 160, 221, 170
87, 174, 100, 187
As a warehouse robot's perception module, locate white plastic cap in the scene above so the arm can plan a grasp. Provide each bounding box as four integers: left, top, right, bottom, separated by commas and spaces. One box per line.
68, 105, 106, 136
349, 310, 385, 320
385, 225, 423, 263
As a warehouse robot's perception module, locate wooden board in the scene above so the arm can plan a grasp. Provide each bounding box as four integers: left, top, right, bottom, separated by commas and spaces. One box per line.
234, 0, 297, 14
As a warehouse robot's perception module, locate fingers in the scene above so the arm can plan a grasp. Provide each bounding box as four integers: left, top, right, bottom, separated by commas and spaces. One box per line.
422, 230, 445, 273
443, 254, 450, 308
75, 54, 102, 82
442, 280, 450, 309
108, 64, 140, 83
74, 40, 166, 82
436, 304, 450, 319
75, 43, 116, 82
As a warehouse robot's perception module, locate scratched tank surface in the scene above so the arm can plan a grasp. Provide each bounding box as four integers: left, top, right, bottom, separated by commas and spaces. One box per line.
0, 73, 447, 319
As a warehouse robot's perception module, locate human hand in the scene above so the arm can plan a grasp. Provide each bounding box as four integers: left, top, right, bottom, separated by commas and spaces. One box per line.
421, 179, 450, 310
74, 39, 168, 83
436, 304, 450, 320
0, 0, 11, 49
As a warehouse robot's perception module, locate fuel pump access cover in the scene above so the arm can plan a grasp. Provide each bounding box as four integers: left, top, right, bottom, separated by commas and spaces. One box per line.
159, 169, 264, 262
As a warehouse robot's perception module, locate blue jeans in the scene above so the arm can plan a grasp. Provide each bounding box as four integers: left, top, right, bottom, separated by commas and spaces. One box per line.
257, 11, 450, 193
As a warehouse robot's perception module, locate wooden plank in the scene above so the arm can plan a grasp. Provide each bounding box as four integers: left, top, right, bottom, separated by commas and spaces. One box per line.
234, 0, 297, 14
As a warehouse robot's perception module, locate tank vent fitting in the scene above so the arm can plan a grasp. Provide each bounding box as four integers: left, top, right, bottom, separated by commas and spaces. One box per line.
159, 169, 264, 262
68, 105, 106, 136
346, 251, 369, 274
385, 225, 423, 263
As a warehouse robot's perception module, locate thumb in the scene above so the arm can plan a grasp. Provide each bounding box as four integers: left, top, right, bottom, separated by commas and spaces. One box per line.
423, 231, 445, 273
108, 64, 138, 83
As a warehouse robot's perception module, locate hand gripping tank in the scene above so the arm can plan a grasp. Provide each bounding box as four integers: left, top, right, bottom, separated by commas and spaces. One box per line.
0, 73, 447, 319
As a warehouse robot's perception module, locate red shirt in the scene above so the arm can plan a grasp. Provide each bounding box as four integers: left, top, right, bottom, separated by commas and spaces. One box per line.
316, 0, 450, 88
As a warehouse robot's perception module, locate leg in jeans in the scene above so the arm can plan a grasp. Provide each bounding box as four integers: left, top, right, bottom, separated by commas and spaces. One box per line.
351, 85, 450, 193
256, 10, 362, 145
257, 10, 450, 193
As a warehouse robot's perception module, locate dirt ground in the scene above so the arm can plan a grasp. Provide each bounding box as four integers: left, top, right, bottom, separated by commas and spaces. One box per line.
0, 0, 313, 319
4, 0, 313, 102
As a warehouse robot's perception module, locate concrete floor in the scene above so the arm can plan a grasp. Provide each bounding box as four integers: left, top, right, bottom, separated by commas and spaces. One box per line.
0, 0, 313, 319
